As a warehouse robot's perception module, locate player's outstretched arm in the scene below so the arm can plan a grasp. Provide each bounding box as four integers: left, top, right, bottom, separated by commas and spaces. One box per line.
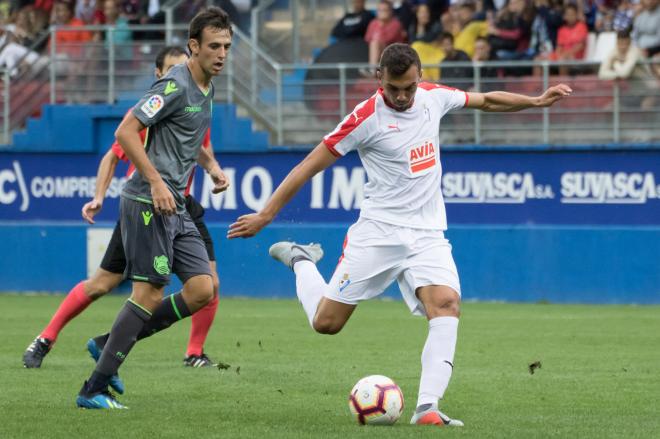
82, 149, 120, 224
466, 84, 572, 112
227, 142, 339, 238
116, 113, 176, 215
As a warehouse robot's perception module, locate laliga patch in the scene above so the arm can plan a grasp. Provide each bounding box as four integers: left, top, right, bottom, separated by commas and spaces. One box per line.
408, 140, 436, 176
141, 94, 164, 118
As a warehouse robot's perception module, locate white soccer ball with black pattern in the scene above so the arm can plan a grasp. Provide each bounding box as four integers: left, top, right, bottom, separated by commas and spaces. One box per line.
348, 375, 404, 425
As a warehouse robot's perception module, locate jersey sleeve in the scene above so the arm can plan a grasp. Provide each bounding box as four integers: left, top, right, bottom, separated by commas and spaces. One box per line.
110, 140, 128, 161
419, 82, 468, 115
322, 96, 376, 157
132, 77, 184, 127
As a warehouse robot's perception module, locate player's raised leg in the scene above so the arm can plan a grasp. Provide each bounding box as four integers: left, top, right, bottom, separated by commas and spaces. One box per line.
269, 241, 356, 333
410, 285, 463, 427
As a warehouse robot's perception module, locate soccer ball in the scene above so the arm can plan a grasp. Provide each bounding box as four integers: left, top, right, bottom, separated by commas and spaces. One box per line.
348, 375, 404, 425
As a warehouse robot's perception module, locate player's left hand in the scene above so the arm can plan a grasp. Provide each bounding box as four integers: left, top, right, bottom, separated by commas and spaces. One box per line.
227, 212, 272, 239
537, 84, 572, 107
210, 168, 230, 194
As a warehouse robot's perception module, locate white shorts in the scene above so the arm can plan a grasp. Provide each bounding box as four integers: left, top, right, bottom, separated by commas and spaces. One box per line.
324, 218, 461, 316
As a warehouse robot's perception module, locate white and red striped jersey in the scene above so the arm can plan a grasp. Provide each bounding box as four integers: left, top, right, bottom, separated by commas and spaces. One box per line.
323, 82, 468, 230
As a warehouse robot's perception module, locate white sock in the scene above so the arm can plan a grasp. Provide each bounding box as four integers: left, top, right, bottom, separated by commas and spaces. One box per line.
293, 260, 327, 328
416, 316, 459, 408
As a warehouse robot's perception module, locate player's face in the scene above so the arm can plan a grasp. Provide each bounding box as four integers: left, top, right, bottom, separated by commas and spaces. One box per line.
155, 53, 189, 79
190, 27, 232, 77
378, 65, 421, 112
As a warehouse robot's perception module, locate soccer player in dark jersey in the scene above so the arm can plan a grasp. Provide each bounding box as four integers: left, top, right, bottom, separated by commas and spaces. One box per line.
22, 46, 228, 372
75, 7, 232, 409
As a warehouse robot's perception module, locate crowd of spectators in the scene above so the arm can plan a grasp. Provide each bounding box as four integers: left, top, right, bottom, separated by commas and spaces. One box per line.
0, 0, 250, 78
329, 0, 660, 90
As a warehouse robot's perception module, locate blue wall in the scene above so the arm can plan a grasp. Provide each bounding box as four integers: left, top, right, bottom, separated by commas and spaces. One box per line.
1, 223, 658, 304
1, 149, 658, 303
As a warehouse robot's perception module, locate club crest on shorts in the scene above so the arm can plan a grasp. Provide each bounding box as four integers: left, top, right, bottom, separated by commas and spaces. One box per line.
153, 255, 170, 275
408, 140, 436, 176
141, 95, 164, 118
339, 273, 351, 292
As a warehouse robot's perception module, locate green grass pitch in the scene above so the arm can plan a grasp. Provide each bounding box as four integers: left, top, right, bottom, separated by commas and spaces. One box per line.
1, 295, 659, 438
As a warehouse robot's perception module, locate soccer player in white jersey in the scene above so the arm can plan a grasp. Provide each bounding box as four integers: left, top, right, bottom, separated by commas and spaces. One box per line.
228, 43, 571, 427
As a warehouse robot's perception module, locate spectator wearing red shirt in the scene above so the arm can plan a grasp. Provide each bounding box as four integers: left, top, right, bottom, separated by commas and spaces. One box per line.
364, 0, 406, 76
49, 0, 93, 57
535, 4, 588, 76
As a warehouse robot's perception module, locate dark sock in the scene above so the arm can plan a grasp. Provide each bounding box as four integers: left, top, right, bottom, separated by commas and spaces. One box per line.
85, 300, 151, 394
136, 292, 192, 341
93, 333, 109, 351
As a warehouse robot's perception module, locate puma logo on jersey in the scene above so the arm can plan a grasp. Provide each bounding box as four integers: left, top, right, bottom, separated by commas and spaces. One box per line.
409, 141, 436, 174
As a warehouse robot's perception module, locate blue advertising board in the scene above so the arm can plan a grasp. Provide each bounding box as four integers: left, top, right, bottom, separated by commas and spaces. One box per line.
1, 150, 658, 225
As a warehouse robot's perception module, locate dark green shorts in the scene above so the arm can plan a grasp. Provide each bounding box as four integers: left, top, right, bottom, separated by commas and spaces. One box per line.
120, 197, 212, 285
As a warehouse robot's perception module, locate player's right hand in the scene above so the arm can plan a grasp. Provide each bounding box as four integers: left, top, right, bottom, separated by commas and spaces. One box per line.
151, 180, 176, 215
82, 199, 103, 224
227, 212, 272, 239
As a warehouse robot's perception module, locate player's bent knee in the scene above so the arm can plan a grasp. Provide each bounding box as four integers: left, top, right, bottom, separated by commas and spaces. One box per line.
85, 272, 122, 299
312, 315, 344, 335
426, 297, 460, 319
184, 275, 214, 307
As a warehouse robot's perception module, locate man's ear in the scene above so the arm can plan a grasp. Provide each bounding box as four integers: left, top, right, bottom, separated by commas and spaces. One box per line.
376, 67, 382, 81
188, 38, 199, 55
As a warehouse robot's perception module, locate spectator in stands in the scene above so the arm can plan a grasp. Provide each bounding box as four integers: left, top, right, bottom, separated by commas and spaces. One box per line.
535, 4, 588, 76
453, 2, 489, 58
611, 0, 635, 32
472, 35, 502, 84
50, 0, 93, 55
599, 29, 658, 108
633, 0, 660, 58
330, 0, 375, 41
526, 0, 563, 58
439, 31, 472, 88
487, 0, 532, 60
75, 0, 103, 24
411, 27, 444, 80
95, 0, 132, 49
32, 0, 55, 14
409, 3, 442, 43
392, 0, 415, 30
364, 0, 406, 75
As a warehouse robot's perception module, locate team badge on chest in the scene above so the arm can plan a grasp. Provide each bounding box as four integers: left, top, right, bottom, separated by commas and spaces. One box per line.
408, 140, 436, 176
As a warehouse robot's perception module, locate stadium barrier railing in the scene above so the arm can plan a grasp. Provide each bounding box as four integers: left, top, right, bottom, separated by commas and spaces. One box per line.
7, 23, 660, 148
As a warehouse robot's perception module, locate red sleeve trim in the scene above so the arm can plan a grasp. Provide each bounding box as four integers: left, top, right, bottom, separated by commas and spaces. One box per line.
464, 91, 469, 107
323, 141, 342, 157
323, 95, 377, 150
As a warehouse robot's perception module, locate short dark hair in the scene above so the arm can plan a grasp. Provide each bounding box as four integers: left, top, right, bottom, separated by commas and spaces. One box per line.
564, 4, 578, 13
616, 28, 632, 40
189, 6, 233, 46
155, 46, 188, 70
379, 43, 421, 76
440, 32, 454, 44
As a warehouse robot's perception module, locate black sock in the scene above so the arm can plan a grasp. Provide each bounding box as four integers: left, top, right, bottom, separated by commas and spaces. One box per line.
85, 300, 151, 394
93, 333, 109, 351
136, 292, 192, 341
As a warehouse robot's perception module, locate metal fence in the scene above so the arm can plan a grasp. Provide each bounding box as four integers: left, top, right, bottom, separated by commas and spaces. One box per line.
3, 22, 659, 148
